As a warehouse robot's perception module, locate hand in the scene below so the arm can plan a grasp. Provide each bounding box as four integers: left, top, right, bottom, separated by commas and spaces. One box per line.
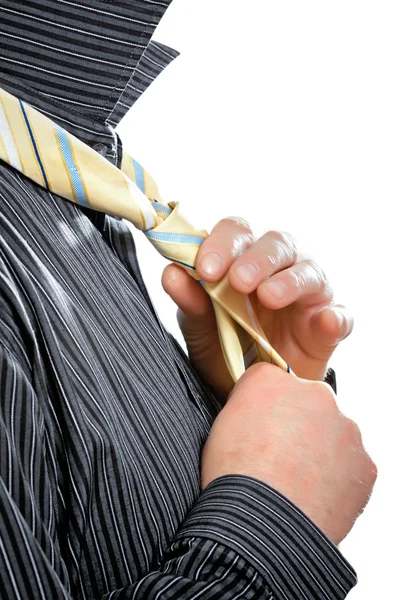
162, 217, 353, 400
201, 363, 378, 545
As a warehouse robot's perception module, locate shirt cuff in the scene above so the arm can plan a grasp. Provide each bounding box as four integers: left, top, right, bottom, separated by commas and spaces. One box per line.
324, 367, 337, 393
175, 475, 357, 599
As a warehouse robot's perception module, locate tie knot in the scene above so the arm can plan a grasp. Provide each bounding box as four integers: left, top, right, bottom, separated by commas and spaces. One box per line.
143, 202, 207, 278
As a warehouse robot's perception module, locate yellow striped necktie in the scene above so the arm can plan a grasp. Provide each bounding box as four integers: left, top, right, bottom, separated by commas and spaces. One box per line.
0, 87, 294, 385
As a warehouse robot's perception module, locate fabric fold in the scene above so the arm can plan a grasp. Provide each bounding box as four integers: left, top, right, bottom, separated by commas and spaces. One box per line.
108, 40, 179, 127
176, 475, 358, 600
0, 0, 177, 129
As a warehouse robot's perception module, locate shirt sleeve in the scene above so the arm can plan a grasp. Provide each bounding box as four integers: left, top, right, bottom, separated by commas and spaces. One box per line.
0, 345, 357, 600
324, 367, 337, 393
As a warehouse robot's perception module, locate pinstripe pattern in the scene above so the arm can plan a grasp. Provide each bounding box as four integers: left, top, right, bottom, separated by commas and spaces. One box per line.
0, 2, 355, 598
0, 87, 296, 380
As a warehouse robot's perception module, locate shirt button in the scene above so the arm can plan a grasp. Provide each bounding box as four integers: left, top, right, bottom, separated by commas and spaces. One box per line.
92, 143, 108, 157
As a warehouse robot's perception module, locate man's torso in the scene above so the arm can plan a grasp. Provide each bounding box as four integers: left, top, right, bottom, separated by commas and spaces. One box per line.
0, 163, 220, 597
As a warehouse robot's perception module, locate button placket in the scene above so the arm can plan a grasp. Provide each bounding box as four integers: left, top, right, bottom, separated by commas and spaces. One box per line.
92, 143, 108, 157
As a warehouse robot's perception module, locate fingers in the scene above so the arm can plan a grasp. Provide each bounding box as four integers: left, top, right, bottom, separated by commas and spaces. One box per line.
256, 258, 334, 309
196, 221, 334, 310
226, 228, 332, 309
228, 230, 299, 291
195, 217, 254, 281
309, 304, 354, 345
162, 264, 212, 319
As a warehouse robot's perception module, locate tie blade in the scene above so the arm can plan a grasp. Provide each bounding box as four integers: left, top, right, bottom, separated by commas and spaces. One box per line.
0, 87, 292, 385
211, 300, 247, 383
204, 277, 293, 377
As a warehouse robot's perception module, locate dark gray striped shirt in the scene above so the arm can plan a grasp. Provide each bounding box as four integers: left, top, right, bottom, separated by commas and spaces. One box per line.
0, 2, 356, 598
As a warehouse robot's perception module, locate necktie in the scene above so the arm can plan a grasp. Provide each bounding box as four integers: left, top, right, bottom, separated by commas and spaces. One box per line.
0, 87, 294, 385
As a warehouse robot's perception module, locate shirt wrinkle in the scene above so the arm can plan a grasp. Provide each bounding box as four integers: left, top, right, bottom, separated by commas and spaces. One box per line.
0, 2, 356, 598
0, 0, 178, 143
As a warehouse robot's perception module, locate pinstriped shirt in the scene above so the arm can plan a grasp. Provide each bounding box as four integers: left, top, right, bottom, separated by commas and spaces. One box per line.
0, 2, 356, 598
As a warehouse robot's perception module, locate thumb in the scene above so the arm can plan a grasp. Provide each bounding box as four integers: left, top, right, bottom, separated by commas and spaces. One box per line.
162, 264, 220, 362
163, 264, 231, 400
161, 264, 214, 322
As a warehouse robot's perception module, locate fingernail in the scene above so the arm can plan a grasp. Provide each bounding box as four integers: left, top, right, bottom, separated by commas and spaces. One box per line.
265, 280, 287, 299
199, 252, 223, 275
235, 263, 258, 285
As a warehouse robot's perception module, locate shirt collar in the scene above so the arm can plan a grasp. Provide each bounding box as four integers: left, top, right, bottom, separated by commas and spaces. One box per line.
0, 1, 178, 163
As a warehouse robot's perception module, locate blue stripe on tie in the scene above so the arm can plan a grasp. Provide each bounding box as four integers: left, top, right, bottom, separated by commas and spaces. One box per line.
19, 100, 49, 189
145, 231, 205, 245
199, 280, 206, 287
287, 365, 291, 373
54, 125, 90, 207
160, 254, 195, 270
132, 158, 145, 193
151, 203, 171, 215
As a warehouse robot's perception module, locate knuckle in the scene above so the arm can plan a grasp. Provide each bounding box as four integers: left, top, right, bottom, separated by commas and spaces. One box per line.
309, 380, 339, 413
304, 258, 329, 285
346, 418, 363, 442
367, 457, 379, 482
252, 361, 281, 379
246, 362, 288, 388
231, 232, 255, 258
288, 266, 307, 293
362, 451, 378, 483
322, 391, 339, 416
266, 229, 284, 241
268, 230, 298, 253
220, 216, 253, 233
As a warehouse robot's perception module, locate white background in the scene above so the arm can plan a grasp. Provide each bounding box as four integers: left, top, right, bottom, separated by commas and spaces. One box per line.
117, 2, 399, 597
